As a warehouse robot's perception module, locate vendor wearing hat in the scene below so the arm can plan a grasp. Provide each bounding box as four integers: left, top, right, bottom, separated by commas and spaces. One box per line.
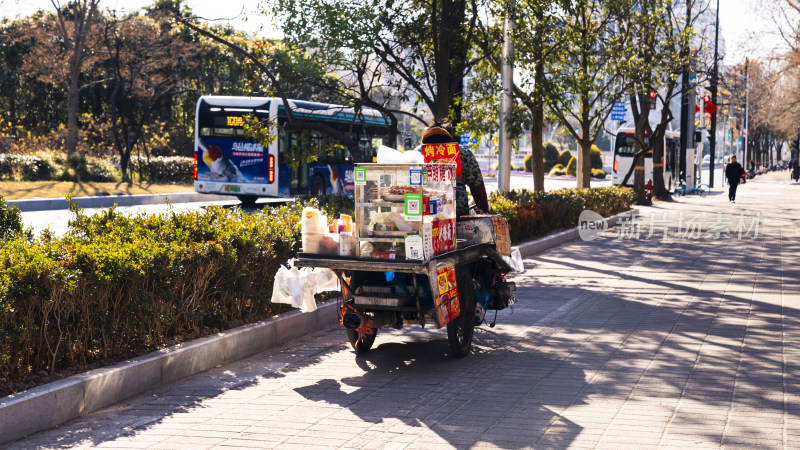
421, 119, 489, 217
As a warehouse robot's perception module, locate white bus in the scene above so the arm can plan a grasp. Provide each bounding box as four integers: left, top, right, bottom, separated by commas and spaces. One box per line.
612, 127, 680, 192
194, 96, 390, 205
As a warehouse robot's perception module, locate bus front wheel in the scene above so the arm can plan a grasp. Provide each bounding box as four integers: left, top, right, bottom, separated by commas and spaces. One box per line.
237, 195, 259, 207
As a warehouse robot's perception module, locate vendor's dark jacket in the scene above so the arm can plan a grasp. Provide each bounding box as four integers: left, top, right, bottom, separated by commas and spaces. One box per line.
725, 161, 744, 184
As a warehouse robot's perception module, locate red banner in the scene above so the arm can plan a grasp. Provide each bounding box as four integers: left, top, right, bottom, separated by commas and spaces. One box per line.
422, 143, 461, 177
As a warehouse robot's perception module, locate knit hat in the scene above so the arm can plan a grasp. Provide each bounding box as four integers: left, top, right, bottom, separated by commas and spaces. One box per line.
422, 126, 453, 143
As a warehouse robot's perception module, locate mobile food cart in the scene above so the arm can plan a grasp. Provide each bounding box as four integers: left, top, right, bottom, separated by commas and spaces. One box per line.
295, 161, 517, 357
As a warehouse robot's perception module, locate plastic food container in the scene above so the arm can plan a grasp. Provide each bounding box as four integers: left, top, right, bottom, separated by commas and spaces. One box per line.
302, 233, 339, 255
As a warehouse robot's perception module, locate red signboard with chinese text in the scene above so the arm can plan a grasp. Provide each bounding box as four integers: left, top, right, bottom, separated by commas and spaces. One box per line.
432, 218, 456, 256
422, 143, 461, 177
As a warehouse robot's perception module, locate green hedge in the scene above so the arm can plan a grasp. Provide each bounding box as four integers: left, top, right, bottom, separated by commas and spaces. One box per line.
0, 153, 193, 183
0, 200, 319, 384
0, 187, 631, 388
0, 153, 117, 182
0, 195, 27, 241
566, 156, 577, 175
490, 186, 634, 243
130, 156, 194, 184
558, 150, 573, 167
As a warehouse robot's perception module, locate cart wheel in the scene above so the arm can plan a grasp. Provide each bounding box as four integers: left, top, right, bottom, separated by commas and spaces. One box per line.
347, 328, 377, 353
447, 265, 476, 358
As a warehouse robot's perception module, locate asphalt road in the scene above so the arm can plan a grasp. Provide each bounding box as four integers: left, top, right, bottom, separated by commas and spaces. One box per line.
19, 174, 609, 236
19, 168, 727, 236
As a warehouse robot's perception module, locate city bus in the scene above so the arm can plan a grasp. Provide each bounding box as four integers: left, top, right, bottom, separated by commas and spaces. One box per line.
612, 127, 680, 192
194, 96, 390, 204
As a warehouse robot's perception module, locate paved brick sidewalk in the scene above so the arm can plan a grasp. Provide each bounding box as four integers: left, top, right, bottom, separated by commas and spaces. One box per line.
5, 180, 799, 449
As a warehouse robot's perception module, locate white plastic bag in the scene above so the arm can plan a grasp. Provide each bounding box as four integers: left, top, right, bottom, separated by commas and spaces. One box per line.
376, 145, 424, 164
270, 266, 293, 305
270, 261, 331, 313
501, 247, 525, 273
313, 268, 339, 292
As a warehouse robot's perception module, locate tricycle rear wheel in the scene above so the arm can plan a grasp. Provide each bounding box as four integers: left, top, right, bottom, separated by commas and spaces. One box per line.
447, 265, 476, 358
347, 328, 378, 353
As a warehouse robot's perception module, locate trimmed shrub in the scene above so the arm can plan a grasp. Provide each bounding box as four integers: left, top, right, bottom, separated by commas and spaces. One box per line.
566, 156, 577, 175
0, 154, 58, 181
524, 142, 560, 172
544, 142, 559, 170
489, 185, 634, 244
0, 153, 117, 182
558, 149, 573, 167
130, 156, 193, 183
548, 164, 565, 176
523, 153, 533, 172
591, 168, 607, 178
590, 145, 603, 169
0, 195, 26, 241
64, 154, 118, 182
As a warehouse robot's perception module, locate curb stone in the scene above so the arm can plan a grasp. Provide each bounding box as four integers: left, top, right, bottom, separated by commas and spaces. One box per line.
516, 209, 637, 257
0, 302, 339, 444
9, 192, 253, 212
0, 208, 635, 444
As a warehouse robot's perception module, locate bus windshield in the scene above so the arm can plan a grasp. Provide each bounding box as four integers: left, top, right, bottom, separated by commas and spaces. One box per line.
615, 133, 651, 157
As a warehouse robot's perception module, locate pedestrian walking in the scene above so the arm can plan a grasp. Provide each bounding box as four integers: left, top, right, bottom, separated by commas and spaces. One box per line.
725, 156, 744, 203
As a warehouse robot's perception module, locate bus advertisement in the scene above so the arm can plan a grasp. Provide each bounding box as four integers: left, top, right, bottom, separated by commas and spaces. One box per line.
194, 96, 390, 204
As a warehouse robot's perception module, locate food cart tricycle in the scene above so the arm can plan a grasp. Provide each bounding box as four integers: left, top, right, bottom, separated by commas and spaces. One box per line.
295, 162, 517, 358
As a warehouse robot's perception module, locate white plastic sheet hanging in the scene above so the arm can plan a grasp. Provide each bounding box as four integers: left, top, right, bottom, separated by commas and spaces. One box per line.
501, 247, 525, 273
270, 259, 339, 313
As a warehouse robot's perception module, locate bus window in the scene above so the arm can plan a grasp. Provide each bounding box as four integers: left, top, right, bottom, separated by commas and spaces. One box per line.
615, 134, 651, 157
281, 131, 310, 195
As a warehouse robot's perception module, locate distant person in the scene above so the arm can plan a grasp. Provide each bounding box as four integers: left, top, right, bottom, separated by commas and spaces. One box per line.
725, 156, 744, 203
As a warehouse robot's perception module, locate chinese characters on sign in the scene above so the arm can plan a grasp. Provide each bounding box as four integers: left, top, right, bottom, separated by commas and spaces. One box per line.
422, 143, 461, 177
612, 211, 762, 240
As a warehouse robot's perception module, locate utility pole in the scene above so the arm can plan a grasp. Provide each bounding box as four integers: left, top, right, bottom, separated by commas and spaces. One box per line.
744, 59, 749, 164
498, 2, 514, 192
678, 0, 693, 183
708, 0, 720, 187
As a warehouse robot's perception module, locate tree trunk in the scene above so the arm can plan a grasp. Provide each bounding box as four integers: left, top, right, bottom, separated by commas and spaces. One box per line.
66, 54, 81, 160
651, 129, 672, 201
577, 100, 591, 188
531, 33, 545, 192
531, 102, 544, 192
577, 138, 591, 188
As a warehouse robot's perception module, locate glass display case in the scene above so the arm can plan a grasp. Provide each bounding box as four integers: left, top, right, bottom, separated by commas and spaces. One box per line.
353, 163, 457, 260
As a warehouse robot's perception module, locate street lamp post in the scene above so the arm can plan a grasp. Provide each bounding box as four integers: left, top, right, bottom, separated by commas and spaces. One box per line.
708, 0, 720, 188
498, 3, 515, 193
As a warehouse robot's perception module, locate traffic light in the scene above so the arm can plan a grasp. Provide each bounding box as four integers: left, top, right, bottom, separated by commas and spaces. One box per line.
703, 94, 711, 103
649, 91, 657, 109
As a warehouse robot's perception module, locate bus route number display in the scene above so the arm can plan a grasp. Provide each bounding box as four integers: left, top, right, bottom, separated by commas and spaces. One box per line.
226, 116, 244, 127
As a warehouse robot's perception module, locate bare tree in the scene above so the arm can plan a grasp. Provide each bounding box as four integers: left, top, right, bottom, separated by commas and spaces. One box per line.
50, 0, 101, 159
